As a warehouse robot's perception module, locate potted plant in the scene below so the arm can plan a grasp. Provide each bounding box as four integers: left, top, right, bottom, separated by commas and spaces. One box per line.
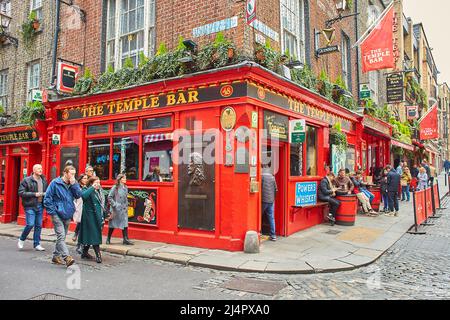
21, 11, 39, 49
73, 67, 95, 95
254, 38, 282, 71
19, 100, 46, 127
196, 32, 236, 71
329, 122, 348, 152
332, 74, 347, 102
316, 69, 333, 99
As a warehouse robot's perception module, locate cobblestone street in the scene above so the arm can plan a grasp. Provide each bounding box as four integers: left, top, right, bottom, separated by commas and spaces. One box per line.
189, 196, 450, 300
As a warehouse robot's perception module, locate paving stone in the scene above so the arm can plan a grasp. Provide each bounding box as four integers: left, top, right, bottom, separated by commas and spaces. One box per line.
153, 252, 195, 264
237, 260, 268, 272
264, 261, 314, 274
126, 248, 156, 259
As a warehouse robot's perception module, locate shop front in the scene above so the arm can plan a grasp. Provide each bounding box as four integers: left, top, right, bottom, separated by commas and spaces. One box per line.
391, 139, 415, 167
361, 115, 392, 179
41, 63, 360, 251
0, 125, 45, 224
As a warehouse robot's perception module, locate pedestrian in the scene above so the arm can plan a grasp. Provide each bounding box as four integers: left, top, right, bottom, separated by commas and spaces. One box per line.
72, 174, 89, 254
334, 169, 354, 195
43, 165, 82, 267
401, 167, 412, 202
318, 171, 340, 225
386, 165, 401, 217
410, 164, 419, 179
145, 167, 163, 182
260, 165, 277, 241
444, 159, 450, 174
380, 168, 389, 213
85, 165, 95, 178
396, 161, 403, 176
351, 172, 377, 216
78, 176, 104, 263
429, 164, 437, 185
17, 164, 48, 252
422, 160, 431, 185
417, 167, 429, 191
107, 174, 134, 245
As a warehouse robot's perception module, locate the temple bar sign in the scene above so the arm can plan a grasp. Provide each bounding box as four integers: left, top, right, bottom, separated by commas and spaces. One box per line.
0, 130, 39, 144
57, 62, 80, 94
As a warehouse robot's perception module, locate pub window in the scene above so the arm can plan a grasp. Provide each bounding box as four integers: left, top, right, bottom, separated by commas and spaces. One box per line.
113, 120, 138, 132
113, 136, 139, 180
0, 69, 8, 112
143, 116, 172, 130
30, 0, 43, 20
306, 126, 317, 176
0, 155, 6, 195
0, 1, 11, 18
280, 0, 305, 62
87, 124, 109, 135
26, 60, 40, 102
142, 134, 173, 182
346, 145, 356, 173
341, 32, 352, 90
290, 143, 303, 177
87, 139, 110, 181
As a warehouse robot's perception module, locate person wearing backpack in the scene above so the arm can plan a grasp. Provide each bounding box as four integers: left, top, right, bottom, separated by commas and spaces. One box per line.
106, 174, 134, 245
43, 165, 82, 267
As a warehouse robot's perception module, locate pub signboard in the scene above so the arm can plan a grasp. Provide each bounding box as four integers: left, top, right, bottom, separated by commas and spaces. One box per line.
386, 72, 404, 104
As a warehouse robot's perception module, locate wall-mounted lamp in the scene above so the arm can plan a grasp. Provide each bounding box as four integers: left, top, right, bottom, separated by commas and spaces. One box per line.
0, 13, 19, 47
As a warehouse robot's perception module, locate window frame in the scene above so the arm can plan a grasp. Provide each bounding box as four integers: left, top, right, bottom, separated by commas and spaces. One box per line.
280, 0, 306, 62
0, 69, 8, 112
341, 31, 352, 91
105, 0, 156, 70
84, 115, 174, 184
0, 0, 11, 18
30, 0, 43, 20
26, 61, 40, 102
289, 123, 319, 178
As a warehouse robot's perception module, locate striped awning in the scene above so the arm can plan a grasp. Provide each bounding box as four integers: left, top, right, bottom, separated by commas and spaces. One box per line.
391, 139, 414, 151
144, 133, 173, 143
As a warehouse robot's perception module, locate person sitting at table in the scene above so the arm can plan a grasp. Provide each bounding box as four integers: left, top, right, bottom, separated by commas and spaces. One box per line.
351, 172, 377, 217
318, 171, 340, 226
334, 169, 354, 196
356, 171, 375, 203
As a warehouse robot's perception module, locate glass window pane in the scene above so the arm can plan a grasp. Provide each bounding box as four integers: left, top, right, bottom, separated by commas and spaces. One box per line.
87, 139, 110, 181
143, 116, 172, 130
306, 126, 317, 176
142, 138, 173, 182
88, 124, 109, 135
290, 143, 303, 176
113, 120, 138, 132
113, 136, 139, 180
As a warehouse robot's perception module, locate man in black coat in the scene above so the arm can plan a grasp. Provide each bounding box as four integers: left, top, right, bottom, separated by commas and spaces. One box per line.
386, 165, 401, 217
17, 164, 48, 251
318, 171, 340, 225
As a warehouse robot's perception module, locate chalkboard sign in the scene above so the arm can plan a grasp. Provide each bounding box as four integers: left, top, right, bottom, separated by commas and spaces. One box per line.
386, 73, 404, 103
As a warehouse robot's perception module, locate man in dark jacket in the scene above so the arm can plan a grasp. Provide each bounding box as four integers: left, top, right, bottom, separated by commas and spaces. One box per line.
17, 164, 48, 251
386, 165, 401, 217
44, 165, 82, 267
261, 165, 277, 241
318, 171, 340, 225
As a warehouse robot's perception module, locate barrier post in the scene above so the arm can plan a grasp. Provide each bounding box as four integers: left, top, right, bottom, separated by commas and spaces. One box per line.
436, 179, 446, 210
422, 186, 435, 226
408, 190, 426, 235
429, 182, 440, 219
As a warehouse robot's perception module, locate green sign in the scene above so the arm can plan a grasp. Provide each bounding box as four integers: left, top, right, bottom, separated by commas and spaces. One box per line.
291, 132, 306, 143
289, 119, 306, 143
359, 84, 371, 99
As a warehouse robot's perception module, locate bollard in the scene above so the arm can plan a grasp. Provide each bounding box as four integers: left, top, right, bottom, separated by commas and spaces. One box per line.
422, 187, 435, 226
429, 182, 440, 219
408, 190, 426, 235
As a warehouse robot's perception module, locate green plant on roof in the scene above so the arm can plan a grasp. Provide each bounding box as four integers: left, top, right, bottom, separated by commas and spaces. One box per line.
73, 67, 95, 95
176, 35, 187, 51
156, 42, 168, 56
334, 74, 347, 89
138, 52, 149, 68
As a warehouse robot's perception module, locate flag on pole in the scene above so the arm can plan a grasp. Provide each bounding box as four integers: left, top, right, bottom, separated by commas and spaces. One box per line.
354, 2, 395, 73
419, 105, 439, 140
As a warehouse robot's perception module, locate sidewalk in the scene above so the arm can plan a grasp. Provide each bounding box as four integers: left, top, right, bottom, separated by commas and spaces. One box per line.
1, 175, 447, 274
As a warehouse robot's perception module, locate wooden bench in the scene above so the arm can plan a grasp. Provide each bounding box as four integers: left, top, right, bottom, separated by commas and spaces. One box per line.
290, 202, 329, 215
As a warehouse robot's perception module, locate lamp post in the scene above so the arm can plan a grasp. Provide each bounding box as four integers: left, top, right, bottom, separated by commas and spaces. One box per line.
325, 0, 359, 29
0, 13, 18, 47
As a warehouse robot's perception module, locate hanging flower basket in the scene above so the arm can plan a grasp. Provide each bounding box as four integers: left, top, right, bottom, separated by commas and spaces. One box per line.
32, 19, 40, 31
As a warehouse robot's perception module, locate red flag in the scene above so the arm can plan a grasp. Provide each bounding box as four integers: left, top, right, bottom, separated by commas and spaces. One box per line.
360, 5, 395, 73
419, 105, 439, 140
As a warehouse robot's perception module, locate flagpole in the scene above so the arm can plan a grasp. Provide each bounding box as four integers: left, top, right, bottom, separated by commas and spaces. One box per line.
352, 1, 394, 48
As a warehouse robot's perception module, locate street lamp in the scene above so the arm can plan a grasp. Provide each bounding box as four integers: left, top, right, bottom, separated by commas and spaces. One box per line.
0, 13, 18, 47
325, 0, 359, 29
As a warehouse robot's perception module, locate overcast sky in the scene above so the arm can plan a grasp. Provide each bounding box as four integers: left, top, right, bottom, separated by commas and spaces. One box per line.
403, 0, 449, 84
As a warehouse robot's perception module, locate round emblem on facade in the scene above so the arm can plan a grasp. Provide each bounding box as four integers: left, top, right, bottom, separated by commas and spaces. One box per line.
257, 87, 266, 100
220, 107, 237, 132
220, 85, 234, 98
31, 131, 37, 139
62, 110, 69, 121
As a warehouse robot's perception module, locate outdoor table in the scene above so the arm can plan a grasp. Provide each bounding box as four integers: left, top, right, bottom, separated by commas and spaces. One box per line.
368, 186, 382, 211
335, 194, 358, 226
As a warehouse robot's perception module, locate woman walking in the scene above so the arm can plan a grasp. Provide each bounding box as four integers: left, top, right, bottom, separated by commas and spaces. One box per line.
401, 167, 412, 201
380, 168, 389, 213
417, 167, 429, 191
72, 174, 88, 254
78, 176, 104, 263
107, 174, 134, 245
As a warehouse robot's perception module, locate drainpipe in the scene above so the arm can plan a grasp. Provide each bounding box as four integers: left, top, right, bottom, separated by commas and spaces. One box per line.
355, 0, 360, 108
50, 0, 61, 87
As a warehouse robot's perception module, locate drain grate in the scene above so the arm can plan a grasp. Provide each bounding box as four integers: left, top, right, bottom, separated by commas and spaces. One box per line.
29, 293, 77, 300
325, 230, 342, 235
222, 277, 287, 296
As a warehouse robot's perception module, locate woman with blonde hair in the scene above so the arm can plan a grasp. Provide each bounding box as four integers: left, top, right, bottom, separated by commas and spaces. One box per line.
417, 167, 428, 191
401, 167, 412, 201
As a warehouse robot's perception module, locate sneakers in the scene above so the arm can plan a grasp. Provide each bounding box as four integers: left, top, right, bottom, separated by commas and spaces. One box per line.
269, 237, 277, 242
34, 245, 45, 251
17, 239, 24, 250
394, 211, 399, 217
52, 256, 65, 265
64, 256, 75, 267
384, 212, 395, 217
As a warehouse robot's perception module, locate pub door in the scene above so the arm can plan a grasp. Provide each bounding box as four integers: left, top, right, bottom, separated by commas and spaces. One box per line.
261, 143, 286, 237
10, 156, 23, 221
178, 134, 216, 231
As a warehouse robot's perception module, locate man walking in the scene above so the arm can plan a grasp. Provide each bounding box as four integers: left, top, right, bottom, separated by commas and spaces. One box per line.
386, 165, 401, 217
422, 160, 432, 186
17, 164, 48, 251
396, 161, 404, 176
261, 164, 277, 241
44, 165, 82, 267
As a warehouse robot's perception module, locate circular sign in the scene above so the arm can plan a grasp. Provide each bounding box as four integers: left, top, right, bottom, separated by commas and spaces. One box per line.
220, 85, 234, 98
220, 107, 237, 132
257, 87, 266, 100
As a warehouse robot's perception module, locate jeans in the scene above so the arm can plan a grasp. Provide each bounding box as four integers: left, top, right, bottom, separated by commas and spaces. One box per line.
361, 189, 375, 203
19, 203, 44, 248
262, 202, 276, 238
51, 214, 71, 259
388, 191, 399, 212
356, 193, 372, 213
401, 185, 410, 201
382, 193, 389, 211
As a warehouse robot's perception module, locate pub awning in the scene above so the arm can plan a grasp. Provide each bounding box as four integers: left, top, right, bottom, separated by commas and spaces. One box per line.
391, 139, 414, 151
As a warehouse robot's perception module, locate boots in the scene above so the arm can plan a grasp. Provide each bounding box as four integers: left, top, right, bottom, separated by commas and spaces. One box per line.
106, 228, 114, 244
76, 243, 83, 255
93, 245, 102, 264
122, 228, 134, 246
81, 245, 94, 260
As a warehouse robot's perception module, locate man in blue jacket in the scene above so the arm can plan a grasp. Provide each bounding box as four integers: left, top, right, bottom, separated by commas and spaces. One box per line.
386, 165, 401, 217
44, 165, 82, 267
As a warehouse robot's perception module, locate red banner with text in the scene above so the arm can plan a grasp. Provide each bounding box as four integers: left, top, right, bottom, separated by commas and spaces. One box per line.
419, 106, 439, 140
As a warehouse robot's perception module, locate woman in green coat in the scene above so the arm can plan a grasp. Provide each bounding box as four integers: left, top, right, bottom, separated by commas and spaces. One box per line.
78, 176, 104, 263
